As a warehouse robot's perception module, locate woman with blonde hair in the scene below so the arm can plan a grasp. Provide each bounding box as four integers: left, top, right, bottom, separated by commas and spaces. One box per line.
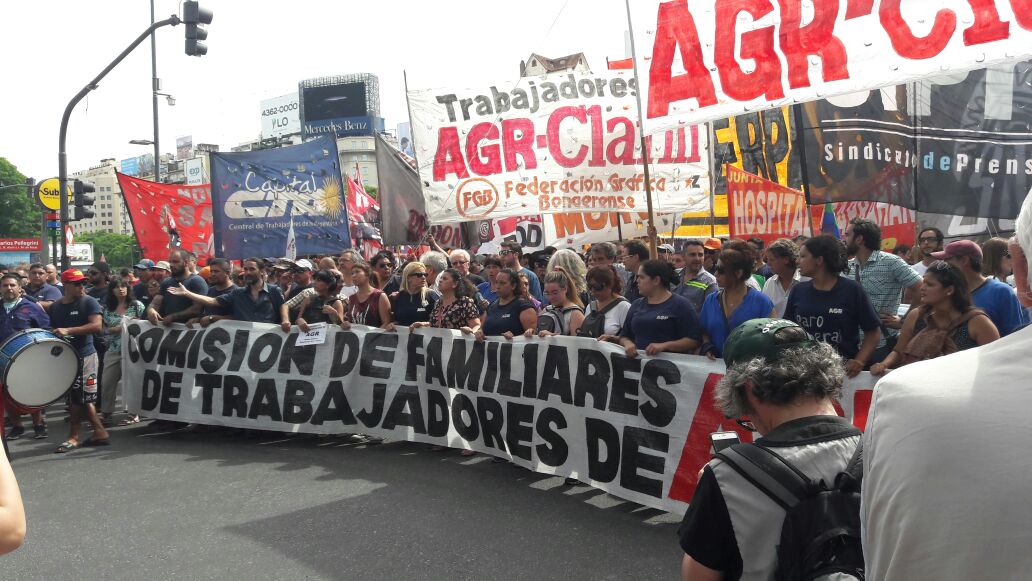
389, 261, 439, 328
530, 266, 586, 337
547, 249, 588, 302
982, 237, 1014, 286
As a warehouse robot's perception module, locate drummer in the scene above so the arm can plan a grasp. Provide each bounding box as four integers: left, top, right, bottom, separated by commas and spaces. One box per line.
49, 269, 108, 453
0, 273, 50, 442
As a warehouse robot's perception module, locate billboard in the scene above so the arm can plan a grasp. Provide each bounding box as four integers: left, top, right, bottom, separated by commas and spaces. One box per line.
185, 157, 205, 185
176, 135, 193, 161
300, 74, 380, 139
260, 93, 301, 138
68, 243, 93, 265
396, 122, 414, 157
120, 157, 140, 176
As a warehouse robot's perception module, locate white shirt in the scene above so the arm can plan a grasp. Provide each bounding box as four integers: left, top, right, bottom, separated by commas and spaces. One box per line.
862, 326, 1032, 580
912, 260, 932, 276
584, 299, 632, 336
761, 270, 808, 318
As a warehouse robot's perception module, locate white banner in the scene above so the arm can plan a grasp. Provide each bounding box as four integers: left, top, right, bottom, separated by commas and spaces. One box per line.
409, 71, 711, 224
475, 211, 685, 254
260, 93, 301, 139
630, 0, 1032, 135
122, 320, 877, 513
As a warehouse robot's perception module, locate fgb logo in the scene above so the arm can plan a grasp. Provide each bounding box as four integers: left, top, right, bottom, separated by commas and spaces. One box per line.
455, 178, 499, 219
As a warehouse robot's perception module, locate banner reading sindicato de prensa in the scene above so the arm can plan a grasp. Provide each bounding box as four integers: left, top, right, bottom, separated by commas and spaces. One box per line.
409, 71, 711, 224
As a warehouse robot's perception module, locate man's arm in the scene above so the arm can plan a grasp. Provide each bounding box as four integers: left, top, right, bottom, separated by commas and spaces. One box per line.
681, 555, 722, 581
0, 440, 26, 555
145, 294, 165, 324
161, 302, 204, 325
55, 313, 102, 337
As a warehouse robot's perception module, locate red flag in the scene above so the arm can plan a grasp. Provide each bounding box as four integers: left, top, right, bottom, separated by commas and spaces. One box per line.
117, 173, 212, 261
725, 165, 812, 245
607, 57, 633, 70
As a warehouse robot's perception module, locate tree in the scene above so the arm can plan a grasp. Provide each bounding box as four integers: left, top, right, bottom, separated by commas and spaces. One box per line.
364, 185, 378, 200
0, 157, 42, 238
76, 232, 140, 269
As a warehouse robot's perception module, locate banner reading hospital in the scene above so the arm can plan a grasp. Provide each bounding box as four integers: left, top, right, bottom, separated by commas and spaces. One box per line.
209, 135, 351, 259
629, 0, 1032, 134
409, 71, 710, 223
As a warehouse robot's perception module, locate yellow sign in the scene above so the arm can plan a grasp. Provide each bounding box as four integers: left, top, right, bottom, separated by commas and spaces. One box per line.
36, 177, 72, 211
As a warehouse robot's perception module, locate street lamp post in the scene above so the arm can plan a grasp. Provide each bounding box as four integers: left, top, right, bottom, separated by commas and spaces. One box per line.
150, 0, 160, 184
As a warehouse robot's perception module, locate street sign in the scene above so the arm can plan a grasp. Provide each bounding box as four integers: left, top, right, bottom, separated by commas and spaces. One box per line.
35, 177, 73, 212
47, 221, 60, 229
65, 225, 74, 247
44, 213, 59, 220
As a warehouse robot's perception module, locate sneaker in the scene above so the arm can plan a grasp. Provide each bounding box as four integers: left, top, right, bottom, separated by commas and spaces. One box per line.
33, 424, 47, 439
6, 426, 25, 440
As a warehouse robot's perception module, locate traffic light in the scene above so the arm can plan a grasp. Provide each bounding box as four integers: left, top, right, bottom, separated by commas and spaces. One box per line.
72, 179, 96, 221
183, 1, 213, 56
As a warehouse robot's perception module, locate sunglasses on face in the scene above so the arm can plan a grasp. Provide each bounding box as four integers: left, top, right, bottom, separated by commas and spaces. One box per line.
499, 250, 514, 256
409, 272, 428, 278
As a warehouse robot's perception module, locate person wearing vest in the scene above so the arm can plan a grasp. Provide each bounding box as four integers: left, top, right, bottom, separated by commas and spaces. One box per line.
678, 318, 860, 580
870, 261, 999, 376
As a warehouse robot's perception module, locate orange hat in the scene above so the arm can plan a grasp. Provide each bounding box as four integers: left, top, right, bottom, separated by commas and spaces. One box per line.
704, 237, 723, 251
61, 268, 87, 283
199, 266, 211, 280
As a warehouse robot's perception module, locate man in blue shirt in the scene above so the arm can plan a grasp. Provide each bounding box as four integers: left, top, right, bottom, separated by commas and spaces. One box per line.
500, 241, 543, 302
23, 263, 62, 311
1, 273, 51, 440
935, 239, 1028, 336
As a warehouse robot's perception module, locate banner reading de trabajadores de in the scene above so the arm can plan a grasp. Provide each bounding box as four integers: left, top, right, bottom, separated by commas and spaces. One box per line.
209, 135, 351, 259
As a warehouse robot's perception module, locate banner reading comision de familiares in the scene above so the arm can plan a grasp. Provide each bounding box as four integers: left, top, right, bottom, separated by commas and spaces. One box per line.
121, 320, 877, 513
209, 135, 351, 259
408, 71, 710, 223
117, 173, 214, 262
629, 0, 1032, 135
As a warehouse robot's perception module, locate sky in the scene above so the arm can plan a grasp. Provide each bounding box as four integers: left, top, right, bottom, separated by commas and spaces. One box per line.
1, 0, 629, 180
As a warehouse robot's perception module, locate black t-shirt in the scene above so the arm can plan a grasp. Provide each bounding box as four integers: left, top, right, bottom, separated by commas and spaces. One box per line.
159, 274, 208, 317
482, 298, 536, 336
465, 273, 486, 287
782, 278, 881, 360
133, 281, 149, 304
205, 284, 237, 316
621, 293, 702, 350
391, 290, 440, 326
49, 295, 102, 356
301, 293, 343, 325
382, 275, 402, 295
87, 284, 109, 305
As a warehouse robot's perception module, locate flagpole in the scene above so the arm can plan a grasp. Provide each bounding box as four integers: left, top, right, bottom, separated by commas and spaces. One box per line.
792, 104, 819, 236
708, 129, 718, 238
623, 0, 659, 259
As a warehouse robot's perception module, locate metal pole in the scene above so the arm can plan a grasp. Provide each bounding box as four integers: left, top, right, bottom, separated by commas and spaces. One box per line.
623, 0, 658, 259
151, 0, 161, 183
59, 16, 181, 269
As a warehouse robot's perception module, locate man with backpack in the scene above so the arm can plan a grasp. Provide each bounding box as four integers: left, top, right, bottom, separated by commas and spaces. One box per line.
679, 318, 863, 581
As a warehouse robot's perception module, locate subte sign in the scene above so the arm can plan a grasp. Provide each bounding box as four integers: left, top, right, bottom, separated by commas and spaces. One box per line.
35, 177, 73, 212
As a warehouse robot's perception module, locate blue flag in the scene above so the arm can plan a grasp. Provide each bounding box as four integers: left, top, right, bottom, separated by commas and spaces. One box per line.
209, 135, 351, 259
820, 203, 840, 238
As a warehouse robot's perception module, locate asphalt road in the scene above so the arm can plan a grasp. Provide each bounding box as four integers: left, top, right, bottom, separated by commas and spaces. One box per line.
3, 414, 682, 580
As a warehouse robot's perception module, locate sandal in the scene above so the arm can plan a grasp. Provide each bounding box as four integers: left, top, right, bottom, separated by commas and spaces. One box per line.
81, 438, 111, 447
55, 441, 80, 453
460, 449, 476, 457
118, 416, 141, 426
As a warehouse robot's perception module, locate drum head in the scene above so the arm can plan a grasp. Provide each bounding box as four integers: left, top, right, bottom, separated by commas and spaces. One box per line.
5, 340, 81, 407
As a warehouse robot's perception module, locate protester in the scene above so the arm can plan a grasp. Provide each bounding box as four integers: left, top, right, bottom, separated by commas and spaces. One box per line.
657, 243, 676, 263
674, 239, 718, 314
287, 269, 345, 331
933, 239, 1027, 336
588, 241, 632, 290
784, 235, 882, 377
791, 234, 809, 247
85, 262, 111, 303
420, 250, 448, 292
146, 279, 161, 304
500, 240, 543, 301
578, 266, 630, 339
273, 264, 294, 293
285, 259, 314, 301
168, 258, 283, 324
412, 268, 480, 335
146, 250, 207, 326
341, 261, 392, 329
602, 260, 701, 358
132, 259, 155, 304
870, 261, 999, 376
679, 318, 860, 580
893, 244, 913, 264
476, 255, 502, 304
449, 249, 485, 287
862, 193, 1032, 580
546, 249, 589, 304
371, 251, 401, 294
51, 269, 108, 453
0, 440, 24, 554
844, 218, 922, 362
188, 257, 237, 327
913, 226, 944, 276
700, 240, 776, 359
746, 237, 773, 281
532, 267, 585, 337
119, 267, 135, 286
530, 252, 551, 283
100, 278, 145, 425
390, 262, 439, 327
702, 238, 722, 273
619, 240, 649, 302
518, 272, 543, 312
981, 237, 1014, 285
337, 251, 359, 297
44, 264, 60, 288
23, 263, 61, 311
1, 273, 50, 440
476, 268, 537, 340
761, 238, 805, 317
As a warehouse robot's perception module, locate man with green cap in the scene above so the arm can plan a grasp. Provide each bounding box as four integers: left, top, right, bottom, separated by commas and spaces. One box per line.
678, 318, 861, 580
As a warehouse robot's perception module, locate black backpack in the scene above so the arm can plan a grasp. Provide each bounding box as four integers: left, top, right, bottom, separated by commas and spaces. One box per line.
536, 304, 583, 335
575, 298, 628, 338
717, 440, 865, 581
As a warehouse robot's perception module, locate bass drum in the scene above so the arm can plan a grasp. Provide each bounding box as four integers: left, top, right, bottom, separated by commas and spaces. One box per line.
0, 329, 82, 408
